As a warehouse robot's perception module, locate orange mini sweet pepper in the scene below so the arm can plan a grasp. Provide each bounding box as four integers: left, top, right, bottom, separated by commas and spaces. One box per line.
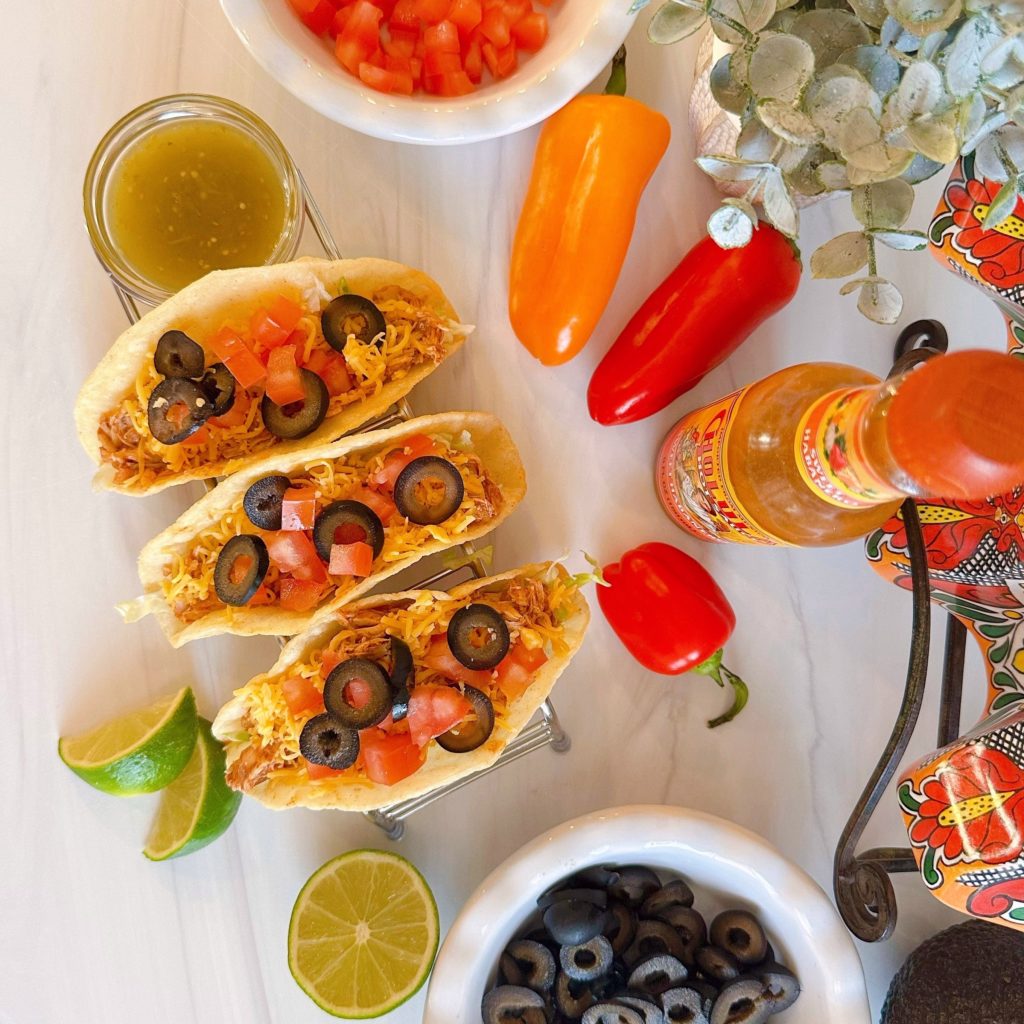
508, 49, 671, 366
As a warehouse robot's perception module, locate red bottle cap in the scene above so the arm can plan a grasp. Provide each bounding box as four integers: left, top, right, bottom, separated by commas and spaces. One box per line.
889, 350, 1024, 500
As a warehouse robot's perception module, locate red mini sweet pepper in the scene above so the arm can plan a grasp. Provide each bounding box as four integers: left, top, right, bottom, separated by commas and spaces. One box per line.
588, 225, 801, 425
597, 542, 749, 727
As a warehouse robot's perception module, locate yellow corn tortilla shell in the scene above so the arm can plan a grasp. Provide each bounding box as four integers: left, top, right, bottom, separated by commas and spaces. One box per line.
75, 257, 470, 495
131, 411, 526, 647
211, 563, 589, 811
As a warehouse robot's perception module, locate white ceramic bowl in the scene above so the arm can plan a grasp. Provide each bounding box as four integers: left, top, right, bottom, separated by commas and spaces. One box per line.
424, 805, 870, 1022
220, 0, 635, 144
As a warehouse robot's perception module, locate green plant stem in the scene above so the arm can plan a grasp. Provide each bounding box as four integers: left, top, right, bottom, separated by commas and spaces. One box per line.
605, 46, 627, 96
693, 650, 750, 728
707, 10, 755, 42
867, 235, 878, 277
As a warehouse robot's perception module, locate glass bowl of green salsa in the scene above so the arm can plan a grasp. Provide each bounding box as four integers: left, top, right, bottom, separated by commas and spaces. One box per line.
84, 94, 304, 305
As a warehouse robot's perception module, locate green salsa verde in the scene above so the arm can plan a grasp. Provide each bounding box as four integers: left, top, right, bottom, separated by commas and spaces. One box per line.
105, 118, 288, 293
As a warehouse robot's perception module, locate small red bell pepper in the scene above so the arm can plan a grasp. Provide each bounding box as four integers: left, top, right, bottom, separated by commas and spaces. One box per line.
597, 542, 749, 727
587, 226, 801, 426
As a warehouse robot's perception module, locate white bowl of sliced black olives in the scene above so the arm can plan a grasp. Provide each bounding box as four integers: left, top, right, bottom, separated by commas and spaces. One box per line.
424, 805, 870, 1024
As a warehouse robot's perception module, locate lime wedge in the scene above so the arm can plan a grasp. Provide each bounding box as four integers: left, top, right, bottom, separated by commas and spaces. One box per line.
144, 718, 241, 861
288, 850, 440, 1018
58, 686, 198, 795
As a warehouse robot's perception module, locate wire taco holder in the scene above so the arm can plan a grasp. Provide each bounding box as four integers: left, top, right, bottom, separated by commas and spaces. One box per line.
95, 192, 571, 843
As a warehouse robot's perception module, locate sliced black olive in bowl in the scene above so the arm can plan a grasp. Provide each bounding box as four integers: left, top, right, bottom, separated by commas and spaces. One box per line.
481, 985, 548, 1024
538, 887, 609, 911
322, 294, 386, 352
582, 1004, 644, 1024
447, 603, 510, 670
694, 946, 740, 985
323, 658, 392, 730
708, 978, 770, 1024
609, 866, 661, 909
623, 920, 688, 969
570, 866, 622, 890
615, 995, 666, 1024
758, 963, 800, 1012
708, 912, 767, 967
242, 474, 292, 530
500, 940, 556, 994
214, 535, 269, 606
628, 955, 688, 998
198, 362, 236, 417
313, 500, 384, 563
388, 636, 413, 723
642, 880, 695, 917
560, 936, 613, 983
154, 330, 205, 379
555, 971, 597, 1019
393, 456, 465, 525
147, 377, 211, 444
602, 900, 636, 957
261, 368, 328, 440
435, 685, 494, 753
652, 906, 707, 960
298, 714, 359, 771
660, 988, 709, 1024
544, 898, 608, 948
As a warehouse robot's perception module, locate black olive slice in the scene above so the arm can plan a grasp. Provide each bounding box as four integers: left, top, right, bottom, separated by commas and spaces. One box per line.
614, 995, 665, 1024
147, 378, 211, 444
261, 369, 329, 440
708, 911, 767, 967
603, 900, 637, 956
555, 972, 596, 1019
544, 899, 608, 948
624, 919, 689, 968
198, 362, 236, 417
708, 978, 771, 1024
642, 879, 696, 917
242, 475, 292, 531
656, 906, 707, 965
313, 500, 385, 563
436, 686, 495, 753
214, 535, 269, 606
447, 604, 510, 670
393, 456, 465, 525
560, 936, 613, 983
500, 940, 556, 994
661, 987, 710, 1024
694, 946, 740, 984
321, 294, 387, 352
582, 1005, 644, 1024
323, 658, 392, 730
628, 954, 688, 998
538, 887, 609, 911
299, 714, 359, 771
388, 636, 413, 723
609, 865, 662, 908
757, 963, 800, 1012
154, 330, 205, 378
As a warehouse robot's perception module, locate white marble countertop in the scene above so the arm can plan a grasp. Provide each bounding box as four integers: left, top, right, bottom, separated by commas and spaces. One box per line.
1, 2, 1009, 1022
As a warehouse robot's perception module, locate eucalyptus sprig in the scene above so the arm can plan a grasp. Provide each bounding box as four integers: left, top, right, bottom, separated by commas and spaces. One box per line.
639, 0, 1024, 322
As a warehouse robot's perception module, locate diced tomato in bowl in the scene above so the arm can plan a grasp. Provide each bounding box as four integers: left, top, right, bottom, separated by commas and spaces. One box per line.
286, 0, 552, 96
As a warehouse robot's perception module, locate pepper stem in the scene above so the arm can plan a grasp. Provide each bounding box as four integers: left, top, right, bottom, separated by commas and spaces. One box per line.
694, 649, 750, 729
604, 46, 627, 97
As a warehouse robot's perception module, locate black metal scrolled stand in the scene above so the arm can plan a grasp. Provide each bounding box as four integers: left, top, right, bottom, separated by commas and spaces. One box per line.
833, 320, 971, 941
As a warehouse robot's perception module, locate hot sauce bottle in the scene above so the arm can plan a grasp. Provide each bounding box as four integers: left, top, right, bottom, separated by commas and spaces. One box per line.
656, 350, 1024, 547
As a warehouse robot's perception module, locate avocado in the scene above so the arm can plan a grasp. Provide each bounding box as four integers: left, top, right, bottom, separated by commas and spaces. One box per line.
881, 920, 1024, 1024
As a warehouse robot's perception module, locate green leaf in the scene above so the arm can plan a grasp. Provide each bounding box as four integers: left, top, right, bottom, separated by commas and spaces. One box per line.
710, 53, 751, 114
902, 152, 946, 183
696, 155, 773, 181
648, 0, 709, 44
902, 116, 960, 163
761, 170, 799, 235
791, 10, 872, 66
784, 144, 832, 195
709, 0, 775, 42
975, 126, 1024, 181
852, 178, 915, 227
858, 279, 904, 322
758, 99, 824, 145
810, 231, 871, 276
945, 14, 1003, 95
817, 159, 852, 189
749, 33, 817, 102
893, 60, 945, 121
838, 44, 902, 92
983, 175, 1024, 228
849, 0, 889, 26
869, 228, 929, 249
886, 0, 963, 34
736, 119, 778, 160
805, 72, 882, 150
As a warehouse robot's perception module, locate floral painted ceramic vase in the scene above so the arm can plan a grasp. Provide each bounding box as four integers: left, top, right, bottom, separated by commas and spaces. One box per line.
867, 155, 1024, 931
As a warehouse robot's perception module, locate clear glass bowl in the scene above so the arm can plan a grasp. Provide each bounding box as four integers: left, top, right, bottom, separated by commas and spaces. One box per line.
83, 93, 304, 305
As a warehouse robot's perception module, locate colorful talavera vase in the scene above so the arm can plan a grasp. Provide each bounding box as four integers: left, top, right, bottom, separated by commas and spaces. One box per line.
866, 155, 1024, 931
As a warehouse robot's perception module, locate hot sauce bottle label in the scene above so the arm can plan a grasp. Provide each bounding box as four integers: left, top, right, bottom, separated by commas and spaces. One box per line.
657, 387, 786, 546
795, 387, 903, 509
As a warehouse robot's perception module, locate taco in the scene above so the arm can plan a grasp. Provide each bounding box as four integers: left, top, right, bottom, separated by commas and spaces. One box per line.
211, 563, 590, 811
125, 412, 525, 647
75, 257, 470, 494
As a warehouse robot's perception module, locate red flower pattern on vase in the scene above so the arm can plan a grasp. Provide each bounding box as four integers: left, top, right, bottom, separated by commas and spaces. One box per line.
909, 744, 1024, 865
947, 177, 1024, 289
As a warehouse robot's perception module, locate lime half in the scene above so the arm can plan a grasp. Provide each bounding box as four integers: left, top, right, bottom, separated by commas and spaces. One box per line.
59, 686, 198, 795
144, 718, 241, 861
288, 850, 440, 1018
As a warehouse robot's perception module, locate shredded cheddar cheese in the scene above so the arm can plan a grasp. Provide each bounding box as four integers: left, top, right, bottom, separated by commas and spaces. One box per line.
161, 434, 501, 623
97, 288, 451, 488
224, 569, 582, 792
